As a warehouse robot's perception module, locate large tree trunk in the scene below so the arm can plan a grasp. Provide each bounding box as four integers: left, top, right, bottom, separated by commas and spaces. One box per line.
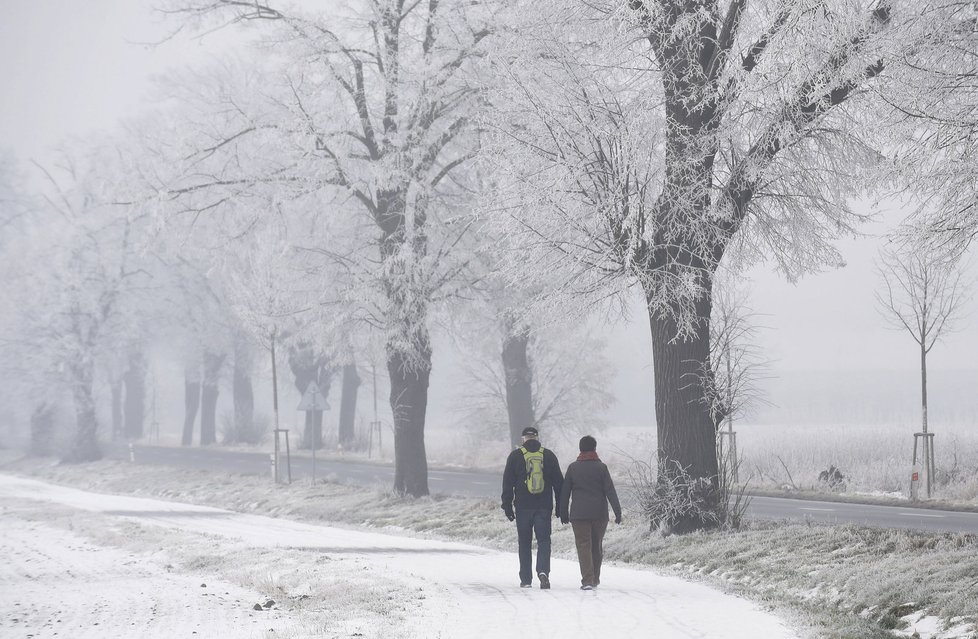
288, 342, 330, 450
645, 277, 720, 534
110, 380, 123, 442
338, 362, 361, 447
233, 337, 255, 441
123, 349, 146, 439
502, 322, 534, 448
200, 351, 225, 445
377, 187, 433, 497
390, 342, 431, 497
65, 361, 101, 463
30, 402, 55, 457
182, 365, 201, 446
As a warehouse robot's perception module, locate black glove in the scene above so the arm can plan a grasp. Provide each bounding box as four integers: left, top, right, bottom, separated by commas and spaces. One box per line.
614, 514, 622, 525
503, 507, 515, 521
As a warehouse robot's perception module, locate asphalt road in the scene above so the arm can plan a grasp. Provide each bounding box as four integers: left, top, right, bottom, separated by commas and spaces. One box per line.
109, 444, 978, 534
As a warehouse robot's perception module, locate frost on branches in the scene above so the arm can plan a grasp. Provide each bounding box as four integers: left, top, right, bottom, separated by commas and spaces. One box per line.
1, 144, 156, 462
155, 0, 490, 495
875, 1, 978, 246
484, 0, 909, 531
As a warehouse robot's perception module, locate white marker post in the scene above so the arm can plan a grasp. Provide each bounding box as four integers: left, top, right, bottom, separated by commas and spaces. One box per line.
297, 380, 329, 483
910, 463, 921, 502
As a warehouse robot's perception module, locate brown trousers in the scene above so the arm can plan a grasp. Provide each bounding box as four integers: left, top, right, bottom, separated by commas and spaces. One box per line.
571, 519, 609, 586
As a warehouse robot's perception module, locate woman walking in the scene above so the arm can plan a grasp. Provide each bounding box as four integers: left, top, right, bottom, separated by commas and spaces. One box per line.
559, 435, 622, 590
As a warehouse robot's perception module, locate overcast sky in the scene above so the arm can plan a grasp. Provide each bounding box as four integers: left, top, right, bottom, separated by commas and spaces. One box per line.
3, 2, 977, 431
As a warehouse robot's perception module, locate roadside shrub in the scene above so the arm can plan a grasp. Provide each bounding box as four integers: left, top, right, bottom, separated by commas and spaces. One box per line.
628, 453, 750, 534
818, 465, 847, 492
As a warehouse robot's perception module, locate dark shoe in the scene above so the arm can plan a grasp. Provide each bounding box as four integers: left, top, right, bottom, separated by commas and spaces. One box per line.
580, 584, 594, 591
538, 573, 550, 590
520, 582, 532, 588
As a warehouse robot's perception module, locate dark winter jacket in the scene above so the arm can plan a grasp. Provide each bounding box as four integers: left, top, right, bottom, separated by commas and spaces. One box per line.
559, 457, 622, 522
501, 439, 564, 515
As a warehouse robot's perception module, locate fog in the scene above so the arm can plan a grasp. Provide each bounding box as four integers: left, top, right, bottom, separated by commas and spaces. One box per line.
2, 0, 977, 460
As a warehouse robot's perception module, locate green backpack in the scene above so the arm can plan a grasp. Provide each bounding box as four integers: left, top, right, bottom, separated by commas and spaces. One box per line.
520, 446, 546, 494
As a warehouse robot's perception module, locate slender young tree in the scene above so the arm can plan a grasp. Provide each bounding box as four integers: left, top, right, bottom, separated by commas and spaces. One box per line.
705, 277, 771, 433
875, 237, 970, 437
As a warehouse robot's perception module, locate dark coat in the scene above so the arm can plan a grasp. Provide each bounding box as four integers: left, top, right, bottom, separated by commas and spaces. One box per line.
559, 457, 622, 522
501, 439, 564, 515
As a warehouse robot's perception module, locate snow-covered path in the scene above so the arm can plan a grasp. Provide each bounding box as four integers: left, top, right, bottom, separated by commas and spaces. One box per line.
0, 474, 798, 638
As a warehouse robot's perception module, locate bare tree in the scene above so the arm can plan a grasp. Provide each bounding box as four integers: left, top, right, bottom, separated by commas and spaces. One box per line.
875, 238, 970, 437
703, 276, 771, 484
704, 277, 771, 433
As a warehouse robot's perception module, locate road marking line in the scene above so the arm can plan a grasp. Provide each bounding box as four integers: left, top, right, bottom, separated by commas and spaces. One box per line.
799, 507, 835, 512
899, 513, 945, 518
430, 477, 445, 481
472, 481, 489, 486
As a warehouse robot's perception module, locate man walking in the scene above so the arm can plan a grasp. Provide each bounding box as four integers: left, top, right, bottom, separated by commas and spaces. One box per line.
501, 426, 563, 589
559, 435, 621, 590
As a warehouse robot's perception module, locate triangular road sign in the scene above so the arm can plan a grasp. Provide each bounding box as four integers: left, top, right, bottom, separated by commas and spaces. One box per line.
297, 380, 329, 411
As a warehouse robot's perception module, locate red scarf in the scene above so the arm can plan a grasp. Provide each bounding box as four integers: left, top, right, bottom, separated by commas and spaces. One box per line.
577, 451, 600, 462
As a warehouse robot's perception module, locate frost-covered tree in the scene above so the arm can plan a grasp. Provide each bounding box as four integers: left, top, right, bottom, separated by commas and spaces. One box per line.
453, 314, 615, 447
153, 0, 489, 495
5, 144, 155, 461
447, 227, 616, 448
484, 0, 905, 530
877, 1, 978, 245
0, 153, 52, 452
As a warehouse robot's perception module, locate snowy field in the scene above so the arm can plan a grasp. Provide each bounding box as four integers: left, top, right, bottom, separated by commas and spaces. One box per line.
0, 473, 797, 639
420, 422, 978, 503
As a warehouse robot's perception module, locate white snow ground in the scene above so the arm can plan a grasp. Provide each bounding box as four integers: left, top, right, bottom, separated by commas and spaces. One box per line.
0, 473, 798, 639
